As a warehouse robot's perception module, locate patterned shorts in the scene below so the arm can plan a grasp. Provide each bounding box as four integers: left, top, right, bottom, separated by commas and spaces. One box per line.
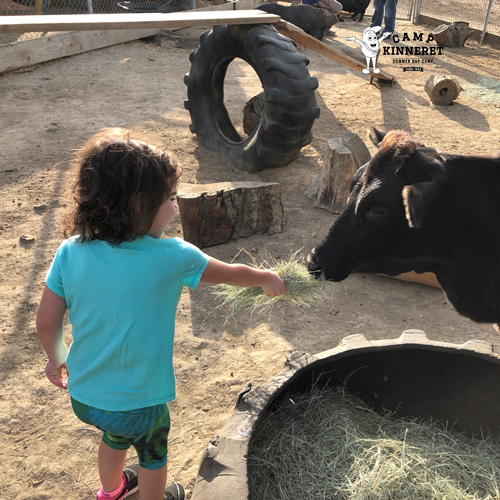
71, 397, 170, 470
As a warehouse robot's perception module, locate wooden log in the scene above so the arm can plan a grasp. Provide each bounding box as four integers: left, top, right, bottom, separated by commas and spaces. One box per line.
432, 22, 470, 47
304, 137, 357, 213
242, 92, 265, 136
424, 74, 463, 106
177, 182, 283, 248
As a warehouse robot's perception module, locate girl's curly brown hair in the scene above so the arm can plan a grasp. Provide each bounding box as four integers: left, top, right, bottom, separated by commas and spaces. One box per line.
65, 128, 182, 244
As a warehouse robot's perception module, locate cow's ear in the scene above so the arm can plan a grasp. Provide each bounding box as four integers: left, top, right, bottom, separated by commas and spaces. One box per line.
396, 146, 446, 228
402, 179, 442, 229
367, 127, 385, 148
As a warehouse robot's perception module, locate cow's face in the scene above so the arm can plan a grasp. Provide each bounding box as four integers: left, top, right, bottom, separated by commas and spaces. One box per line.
308, 130, 446, 281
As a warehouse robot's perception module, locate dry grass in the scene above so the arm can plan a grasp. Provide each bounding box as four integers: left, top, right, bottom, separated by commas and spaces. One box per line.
211, 250, 327, 322
248, 385, 500, 500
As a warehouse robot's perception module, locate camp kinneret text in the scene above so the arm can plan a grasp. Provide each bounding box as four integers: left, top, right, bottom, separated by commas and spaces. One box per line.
382, 32, 444, 56
382, 46, 444, 56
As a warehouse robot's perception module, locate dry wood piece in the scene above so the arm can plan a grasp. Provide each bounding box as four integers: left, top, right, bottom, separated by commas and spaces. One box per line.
341, 131, 371, 168
424, 74, 463, 106
304, 137, 358, 213
177, 182, 283, 248
243, 92, 265, 135
432, 22, 470, 47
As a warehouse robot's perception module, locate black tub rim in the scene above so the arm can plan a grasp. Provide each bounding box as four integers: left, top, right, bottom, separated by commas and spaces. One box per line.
191, 330, 499, 500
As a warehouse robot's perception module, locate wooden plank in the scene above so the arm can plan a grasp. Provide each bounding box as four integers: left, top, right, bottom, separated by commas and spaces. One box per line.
276, 20, 396, 83
0, 0, 264, 74
0, 10, 279, 33
0, 28, 158, 74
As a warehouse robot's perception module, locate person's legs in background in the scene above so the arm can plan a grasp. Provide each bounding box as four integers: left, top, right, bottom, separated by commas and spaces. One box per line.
382, 0, 397, 34
370, 0, 386, 29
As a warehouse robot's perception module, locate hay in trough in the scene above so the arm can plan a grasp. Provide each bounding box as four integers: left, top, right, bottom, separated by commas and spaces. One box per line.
248, 385, 500, 500
211, 250, 327, 321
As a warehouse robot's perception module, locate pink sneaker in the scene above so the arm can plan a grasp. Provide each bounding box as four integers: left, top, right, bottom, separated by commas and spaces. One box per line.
96, 465, 139, 500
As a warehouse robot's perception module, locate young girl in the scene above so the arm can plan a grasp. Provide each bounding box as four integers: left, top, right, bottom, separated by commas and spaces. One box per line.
36, 128, 286, 500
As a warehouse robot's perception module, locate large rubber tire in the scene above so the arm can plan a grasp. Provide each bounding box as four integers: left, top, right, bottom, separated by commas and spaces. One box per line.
184, 24, 320, 172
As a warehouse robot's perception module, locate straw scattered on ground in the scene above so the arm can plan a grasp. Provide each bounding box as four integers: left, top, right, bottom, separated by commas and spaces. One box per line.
211, 250, 327, 322
248, 385, 500, 500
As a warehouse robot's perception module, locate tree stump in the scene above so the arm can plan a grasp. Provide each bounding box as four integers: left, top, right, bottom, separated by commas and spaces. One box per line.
424, 74, 463, 106
177, 182, 283, 248
304, 137, 358, 213
341, 131, 371, 168
243, 92, 265, 136
432, 22, 470, 47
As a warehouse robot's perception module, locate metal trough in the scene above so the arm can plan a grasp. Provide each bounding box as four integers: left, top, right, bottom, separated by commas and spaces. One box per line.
192, 330, 500, 499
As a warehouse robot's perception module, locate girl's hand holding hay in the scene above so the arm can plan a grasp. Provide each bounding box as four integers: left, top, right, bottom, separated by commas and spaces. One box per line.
259, 270, 285, 297
209, 250, 327, 320
201, 255, 286, 297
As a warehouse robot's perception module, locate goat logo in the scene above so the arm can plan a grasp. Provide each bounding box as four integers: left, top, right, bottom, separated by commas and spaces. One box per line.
346, 26, 391, 75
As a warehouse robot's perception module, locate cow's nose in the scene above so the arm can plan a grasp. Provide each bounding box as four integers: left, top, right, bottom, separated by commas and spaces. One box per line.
307, 249, 323, 278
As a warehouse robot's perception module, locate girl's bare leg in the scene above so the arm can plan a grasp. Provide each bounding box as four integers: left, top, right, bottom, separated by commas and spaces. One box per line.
98, 439, 128, 492
138, 463, 169, 500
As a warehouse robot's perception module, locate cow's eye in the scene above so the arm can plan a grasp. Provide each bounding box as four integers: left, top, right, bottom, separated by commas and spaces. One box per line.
366, 206, 389, 219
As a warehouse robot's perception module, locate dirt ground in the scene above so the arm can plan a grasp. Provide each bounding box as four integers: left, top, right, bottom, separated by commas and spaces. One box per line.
1, 17, 500, 500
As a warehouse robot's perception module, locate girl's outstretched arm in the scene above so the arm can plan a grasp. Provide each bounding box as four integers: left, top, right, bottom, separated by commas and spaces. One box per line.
36, 286, 69, 389
200, 257, 286, 298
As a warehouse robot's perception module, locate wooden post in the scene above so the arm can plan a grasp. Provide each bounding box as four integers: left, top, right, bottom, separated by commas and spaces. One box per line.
177, 182, 283, 248
424, 74, 463, 106
304, 137, 357, 213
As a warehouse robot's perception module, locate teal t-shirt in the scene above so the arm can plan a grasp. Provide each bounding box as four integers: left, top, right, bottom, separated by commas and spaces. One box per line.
46, 235, 209, 411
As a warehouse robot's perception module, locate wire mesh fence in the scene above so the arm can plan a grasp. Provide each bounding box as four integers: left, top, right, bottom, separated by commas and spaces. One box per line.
0, 0, 197, 45
415, 0, 499, 38
397, 0, 414, 21
1, 0, 499, 47
0, 0, 195, 15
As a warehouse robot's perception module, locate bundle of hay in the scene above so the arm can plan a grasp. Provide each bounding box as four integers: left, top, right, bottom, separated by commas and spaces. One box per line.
248, 385, 500, 499
211, 251, 327, 321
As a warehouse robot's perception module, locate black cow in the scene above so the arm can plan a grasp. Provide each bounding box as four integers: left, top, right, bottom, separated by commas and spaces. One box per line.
256, 3, 337, 40
307, 128, 500, 329
338, 0, 371, 21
